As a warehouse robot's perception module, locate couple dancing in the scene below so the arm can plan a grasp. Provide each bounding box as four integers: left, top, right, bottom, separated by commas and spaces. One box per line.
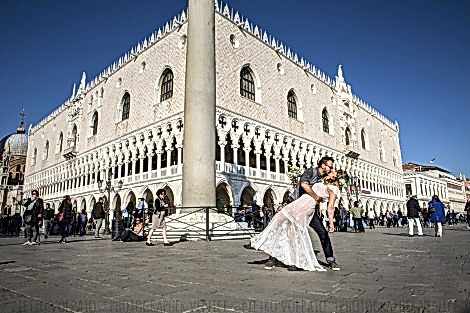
250, 156, 341, 272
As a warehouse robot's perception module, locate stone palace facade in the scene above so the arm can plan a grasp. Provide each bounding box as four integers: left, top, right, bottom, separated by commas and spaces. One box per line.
24, 2, 405, 217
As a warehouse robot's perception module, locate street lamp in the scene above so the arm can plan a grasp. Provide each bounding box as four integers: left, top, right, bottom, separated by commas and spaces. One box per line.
98, 170, 123, 234
350, 176, 360, 203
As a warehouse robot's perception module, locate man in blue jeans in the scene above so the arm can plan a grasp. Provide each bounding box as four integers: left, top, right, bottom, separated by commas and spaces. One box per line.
299, 156, 340, 271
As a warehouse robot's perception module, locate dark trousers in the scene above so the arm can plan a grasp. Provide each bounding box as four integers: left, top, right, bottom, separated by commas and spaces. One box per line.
24, 224, 34, 242
353, 218, 365, 232
59, 222, 69, 241
309, 211, 334, 262
368, 218, 375, 229
24, 223, 40, 242
33, 223, 41, 242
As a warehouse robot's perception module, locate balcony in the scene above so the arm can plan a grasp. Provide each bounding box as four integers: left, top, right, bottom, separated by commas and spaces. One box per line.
63, 146, 78, 159
344, 140, 360, 159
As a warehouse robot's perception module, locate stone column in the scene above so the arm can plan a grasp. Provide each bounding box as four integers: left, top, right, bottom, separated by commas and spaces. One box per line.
266, 152, 271, 173
156, 150, 162, 177
219, 142, 225, 171
177, 146, 183, 174
139, 157, 144, 174
255, 150, 261, 173
182, 0, 216, 209
232, 144, 238, 166
244, 148, 250, 176
166, 148, 171, 168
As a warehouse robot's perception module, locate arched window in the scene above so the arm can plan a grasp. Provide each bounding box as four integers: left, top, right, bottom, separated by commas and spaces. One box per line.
345, 127, 351, 146
44, 141, 49, 160
58, 132, 63, 153
160, 69, 174, 102
92, 111, 98, 136
72, 125, 78, 148
33, 148, 37, 165
240, 66, 255, 100
361, 129, 366, 149
121, 92, 130, 121
379, 141, 384, 161
322, 108, 329, 133
287, 90, 297, 119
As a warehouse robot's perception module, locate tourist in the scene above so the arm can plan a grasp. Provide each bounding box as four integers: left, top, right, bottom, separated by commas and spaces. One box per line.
250, 169, 343, 271
116, 217, 145, 242
22, 189, 44, 246
428, 195, 446, 238
123, 200, 133, 228
465, 200, 470, 229
406, 195, 423, 237
367, 207, 376, 230
146, 189, 171, 246
57, 195, 73, 244
78, 208, 88, 236
350, 201, 365, 233
92, 197, 105, 238
43, 203, 55, 239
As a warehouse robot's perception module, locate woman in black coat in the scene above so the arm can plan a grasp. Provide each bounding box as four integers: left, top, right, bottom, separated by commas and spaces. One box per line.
57, 195, 73, 244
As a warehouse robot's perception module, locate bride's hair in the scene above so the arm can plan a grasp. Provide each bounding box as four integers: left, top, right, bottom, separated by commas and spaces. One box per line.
324, 169, 346, 185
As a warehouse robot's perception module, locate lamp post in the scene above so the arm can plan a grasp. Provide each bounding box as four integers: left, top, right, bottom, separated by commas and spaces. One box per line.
98, 170, 123, 234
351, 176, 360, 203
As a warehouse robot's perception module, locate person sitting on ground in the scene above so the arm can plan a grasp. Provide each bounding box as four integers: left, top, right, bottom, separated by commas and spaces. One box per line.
114, 217, 145, 242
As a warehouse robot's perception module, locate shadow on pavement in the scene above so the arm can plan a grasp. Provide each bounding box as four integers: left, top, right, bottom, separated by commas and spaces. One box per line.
382, 233, 433, 237
0, 237, 106, 247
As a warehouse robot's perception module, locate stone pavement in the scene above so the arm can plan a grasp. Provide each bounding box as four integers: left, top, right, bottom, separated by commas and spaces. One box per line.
0, 225, 469, 313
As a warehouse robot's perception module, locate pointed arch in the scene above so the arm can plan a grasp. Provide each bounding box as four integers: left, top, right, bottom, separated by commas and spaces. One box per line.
44, 140, 50, 160
58, 132, 64, 153
92, 111, 99, 136
71, 124, 78, 148
345, 127, 351, 146
121, 92, 130, 121
160, 68, 174, 102
322, 108, 329, 133
240, 185, 256, 207
361, 128, 367, 150
287, 89, 297, 119
240, 66, 256, 101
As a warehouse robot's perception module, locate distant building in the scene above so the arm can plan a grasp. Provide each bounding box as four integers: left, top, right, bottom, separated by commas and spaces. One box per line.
402, 162, 466, 212
464, 179, 470, 201
0, 113, 28, 216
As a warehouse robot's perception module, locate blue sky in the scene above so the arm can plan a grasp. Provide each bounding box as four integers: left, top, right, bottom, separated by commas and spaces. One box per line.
1, 0, 469, 176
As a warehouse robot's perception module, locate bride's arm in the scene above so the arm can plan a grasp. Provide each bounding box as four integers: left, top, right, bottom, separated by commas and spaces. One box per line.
327, 189, 337, 232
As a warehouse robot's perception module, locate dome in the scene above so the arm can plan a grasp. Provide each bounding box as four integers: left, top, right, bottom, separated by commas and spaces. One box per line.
0, 113, 28, 157
4, 132, 28, 156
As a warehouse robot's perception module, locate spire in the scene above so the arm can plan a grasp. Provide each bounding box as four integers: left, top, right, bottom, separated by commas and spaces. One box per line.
337, 64, 345, 83
17, 109, 25, 134
78, 71, 86, 93
71, 83, 76, 99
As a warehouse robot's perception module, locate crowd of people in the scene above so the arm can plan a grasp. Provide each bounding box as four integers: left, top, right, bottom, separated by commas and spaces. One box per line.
2, 160, 470, 271
0, 188, 173, 247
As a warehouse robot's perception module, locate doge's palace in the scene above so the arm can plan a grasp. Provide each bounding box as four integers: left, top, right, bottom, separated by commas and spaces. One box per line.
24, 1, 405, 219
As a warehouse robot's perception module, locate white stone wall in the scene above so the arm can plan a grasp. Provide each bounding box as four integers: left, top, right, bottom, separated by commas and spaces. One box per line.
24, 5, 405, 215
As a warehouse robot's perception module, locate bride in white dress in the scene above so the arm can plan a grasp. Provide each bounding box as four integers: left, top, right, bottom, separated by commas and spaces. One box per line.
250, 170, 341, 271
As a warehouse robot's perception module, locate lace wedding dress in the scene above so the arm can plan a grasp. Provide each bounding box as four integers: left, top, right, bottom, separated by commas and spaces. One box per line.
250, 183, 337, 271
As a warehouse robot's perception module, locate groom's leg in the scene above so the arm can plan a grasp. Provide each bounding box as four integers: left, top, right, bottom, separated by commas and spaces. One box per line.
309, 211, 334, 262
